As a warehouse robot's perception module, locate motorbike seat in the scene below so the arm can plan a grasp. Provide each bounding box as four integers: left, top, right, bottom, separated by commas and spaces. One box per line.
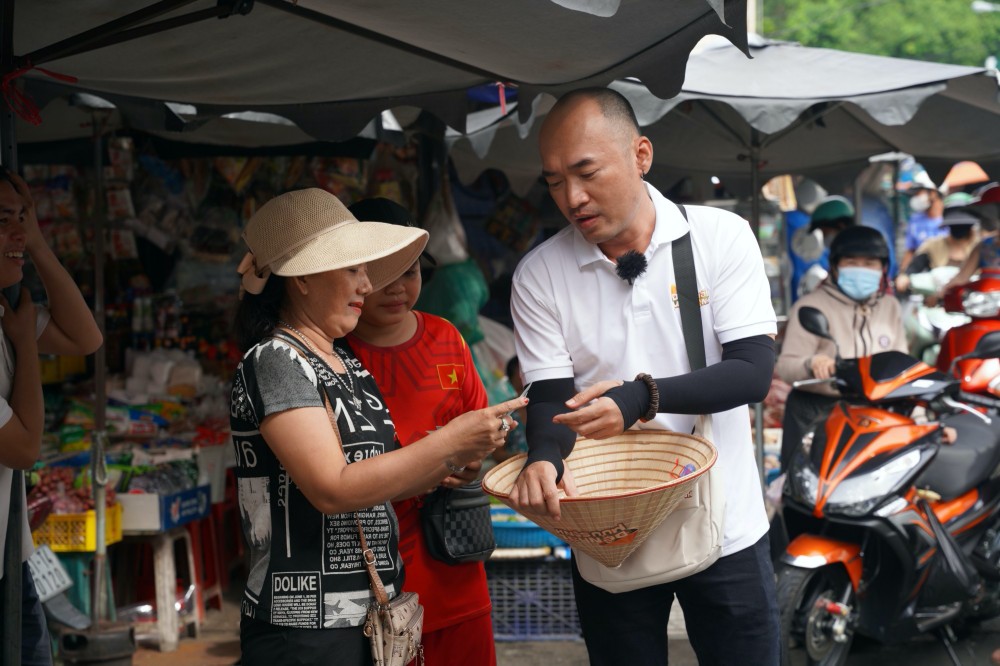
915, 412, 1000, 500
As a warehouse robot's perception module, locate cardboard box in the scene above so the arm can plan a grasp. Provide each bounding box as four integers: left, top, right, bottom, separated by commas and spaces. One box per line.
119, 485, 211, 534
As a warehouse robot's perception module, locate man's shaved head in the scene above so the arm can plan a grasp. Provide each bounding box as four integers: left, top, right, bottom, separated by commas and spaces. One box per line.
548, 87, 641, 144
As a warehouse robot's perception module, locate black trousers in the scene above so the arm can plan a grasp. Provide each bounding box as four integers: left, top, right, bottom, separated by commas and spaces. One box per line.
571, 534, 780, 666
780, 389, 837, 473
23, 563, 53, 666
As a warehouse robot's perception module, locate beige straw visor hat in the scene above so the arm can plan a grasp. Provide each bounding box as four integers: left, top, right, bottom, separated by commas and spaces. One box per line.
239, 188, 429, 295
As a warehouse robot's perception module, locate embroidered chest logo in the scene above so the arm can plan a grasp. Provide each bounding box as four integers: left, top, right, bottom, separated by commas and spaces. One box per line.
670, 285, 710, 309
436, 364, 465, 390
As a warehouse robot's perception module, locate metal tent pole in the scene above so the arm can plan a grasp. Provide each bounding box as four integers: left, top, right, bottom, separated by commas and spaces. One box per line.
749, 129, 766, 488
90, 114, 108, 626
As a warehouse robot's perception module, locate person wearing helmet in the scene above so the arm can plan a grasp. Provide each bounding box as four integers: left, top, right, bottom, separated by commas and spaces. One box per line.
972, 182, 1000, 233
897, 193, 980, 293
785, 178, 828, 302
793, 195, 856, 297
776, 225, 906, 471
939, 184, 1000, 294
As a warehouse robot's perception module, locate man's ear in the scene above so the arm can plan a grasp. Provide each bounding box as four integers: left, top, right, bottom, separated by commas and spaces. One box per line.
292, 275, 308, 295
635, 135, 653, 177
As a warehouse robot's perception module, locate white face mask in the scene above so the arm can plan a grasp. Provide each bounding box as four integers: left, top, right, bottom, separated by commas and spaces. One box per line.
910, 192, 931, 213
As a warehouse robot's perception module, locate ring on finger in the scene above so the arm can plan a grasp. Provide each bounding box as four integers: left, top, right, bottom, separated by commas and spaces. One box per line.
498, 415, 510, 432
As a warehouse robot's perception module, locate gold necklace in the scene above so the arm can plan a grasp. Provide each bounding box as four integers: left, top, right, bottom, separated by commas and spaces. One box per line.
276, 321, 362, 410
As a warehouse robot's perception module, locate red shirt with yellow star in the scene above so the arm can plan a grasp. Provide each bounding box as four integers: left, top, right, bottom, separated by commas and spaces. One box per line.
346, 311, 491, 632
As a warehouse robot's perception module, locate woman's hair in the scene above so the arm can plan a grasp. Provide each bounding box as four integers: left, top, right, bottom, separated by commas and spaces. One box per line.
234, 275, 287, 351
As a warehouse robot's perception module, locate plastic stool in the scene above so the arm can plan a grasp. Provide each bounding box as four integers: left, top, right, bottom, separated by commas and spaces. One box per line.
185, 515, 224, 616
120, 527, 201, 651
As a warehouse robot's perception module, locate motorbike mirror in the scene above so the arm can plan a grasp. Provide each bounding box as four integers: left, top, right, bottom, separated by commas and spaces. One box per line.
971, 331, 1000, 359
798, 306, 835, 341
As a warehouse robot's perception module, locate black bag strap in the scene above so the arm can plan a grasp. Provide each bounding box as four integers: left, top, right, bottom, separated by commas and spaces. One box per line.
672, 205, 706, 372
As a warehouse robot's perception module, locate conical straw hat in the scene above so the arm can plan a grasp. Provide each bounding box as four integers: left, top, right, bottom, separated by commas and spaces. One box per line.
482, 430, 717, 568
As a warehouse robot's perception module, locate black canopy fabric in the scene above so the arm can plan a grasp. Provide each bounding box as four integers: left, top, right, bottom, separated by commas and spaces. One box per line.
9, 0, 749, 140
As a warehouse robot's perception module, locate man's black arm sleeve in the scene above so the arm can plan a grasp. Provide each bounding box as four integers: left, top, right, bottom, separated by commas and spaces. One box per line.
522, 377, 577, 483
606, 335, 775, 427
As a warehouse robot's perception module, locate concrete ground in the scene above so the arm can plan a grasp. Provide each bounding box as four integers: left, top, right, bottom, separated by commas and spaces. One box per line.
125, 589, 1000, 666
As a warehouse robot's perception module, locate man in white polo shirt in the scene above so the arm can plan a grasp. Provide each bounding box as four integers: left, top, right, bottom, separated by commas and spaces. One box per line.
509, 88, 780, 665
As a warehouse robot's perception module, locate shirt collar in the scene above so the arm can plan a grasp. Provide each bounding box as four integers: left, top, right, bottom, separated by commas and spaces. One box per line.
573, 182, 690, 269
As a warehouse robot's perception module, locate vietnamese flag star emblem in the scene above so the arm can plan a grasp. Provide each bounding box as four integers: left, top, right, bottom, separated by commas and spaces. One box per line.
436, 364, 465, 389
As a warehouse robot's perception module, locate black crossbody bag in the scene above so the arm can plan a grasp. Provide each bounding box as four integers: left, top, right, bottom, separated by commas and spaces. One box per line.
420, 481, 496, 565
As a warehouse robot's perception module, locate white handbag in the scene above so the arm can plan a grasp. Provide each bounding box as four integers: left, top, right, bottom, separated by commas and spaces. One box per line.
575, 415, 725, 593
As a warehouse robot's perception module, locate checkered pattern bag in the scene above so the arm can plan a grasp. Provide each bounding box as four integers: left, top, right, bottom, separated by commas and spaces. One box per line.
420, 482, 496, 564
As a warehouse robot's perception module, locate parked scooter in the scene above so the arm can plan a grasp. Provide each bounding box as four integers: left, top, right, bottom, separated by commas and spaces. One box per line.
937, 268, 1000, 395
778, 306, 1000, 666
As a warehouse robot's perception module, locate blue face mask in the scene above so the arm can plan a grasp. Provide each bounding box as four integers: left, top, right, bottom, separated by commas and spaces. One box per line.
837, 266, 882, 301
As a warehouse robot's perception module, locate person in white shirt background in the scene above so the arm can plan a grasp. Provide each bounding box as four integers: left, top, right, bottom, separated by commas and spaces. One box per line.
0, 167, 102, 665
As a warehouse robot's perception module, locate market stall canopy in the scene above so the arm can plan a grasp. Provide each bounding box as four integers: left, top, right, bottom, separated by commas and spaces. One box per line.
450, 35, 1000, 196
15, 92, 410, 148
9, 0, 748, 141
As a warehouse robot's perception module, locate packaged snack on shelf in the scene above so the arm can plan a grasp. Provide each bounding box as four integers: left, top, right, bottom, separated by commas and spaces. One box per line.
23, 164, 49, 182
51, 188, 78, 220
32, 187, 54, 221
108, 137, 135, 182
58, 425, 90, 453
107, 187, 135, 219
43, 221, 86, 264
109, 228, 140, 260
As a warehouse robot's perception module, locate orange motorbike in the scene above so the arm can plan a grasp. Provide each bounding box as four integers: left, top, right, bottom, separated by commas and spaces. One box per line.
778, 306, 1000, 666
937, 268, 1000, 395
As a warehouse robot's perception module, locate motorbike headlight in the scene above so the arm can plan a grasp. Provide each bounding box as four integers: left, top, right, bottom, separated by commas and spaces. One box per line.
962, 290, 1000, 318
826, 448, 923, 517
785, 453, 819, 507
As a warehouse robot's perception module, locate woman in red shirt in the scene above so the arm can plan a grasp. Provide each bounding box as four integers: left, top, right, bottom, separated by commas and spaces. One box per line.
346, 198, 498, 665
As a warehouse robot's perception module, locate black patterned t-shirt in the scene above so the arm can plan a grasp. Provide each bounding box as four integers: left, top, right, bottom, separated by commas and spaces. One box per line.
230, 333, 402, 629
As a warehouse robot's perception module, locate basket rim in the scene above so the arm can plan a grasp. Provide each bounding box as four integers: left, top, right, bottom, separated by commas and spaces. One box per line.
482, 430, 718, 503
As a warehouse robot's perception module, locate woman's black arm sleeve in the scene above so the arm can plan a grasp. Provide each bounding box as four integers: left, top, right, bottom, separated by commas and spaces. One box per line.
522, 377, 577, 483
605, 334, 775, 427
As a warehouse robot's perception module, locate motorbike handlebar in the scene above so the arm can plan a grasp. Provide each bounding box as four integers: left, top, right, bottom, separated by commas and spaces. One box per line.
792, 377, 836, 389
957, 391, 1000, 410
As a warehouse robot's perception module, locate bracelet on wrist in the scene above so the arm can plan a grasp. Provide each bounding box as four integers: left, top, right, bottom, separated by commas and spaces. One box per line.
635, 373, 659, 422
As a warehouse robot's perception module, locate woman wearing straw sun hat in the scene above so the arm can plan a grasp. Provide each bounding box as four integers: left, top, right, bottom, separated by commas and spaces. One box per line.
229, 188, 526, 666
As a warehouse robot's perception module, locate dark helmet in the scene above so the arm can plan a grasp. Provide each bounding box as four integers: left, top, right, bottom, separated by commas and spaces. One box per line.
829, 226, 890, 268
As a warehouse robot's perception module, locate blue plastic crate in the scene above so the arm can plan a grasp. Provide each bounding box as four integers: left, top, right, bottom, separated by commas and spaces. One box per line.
486, 558, 582, 641
491, 506, 565, 548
